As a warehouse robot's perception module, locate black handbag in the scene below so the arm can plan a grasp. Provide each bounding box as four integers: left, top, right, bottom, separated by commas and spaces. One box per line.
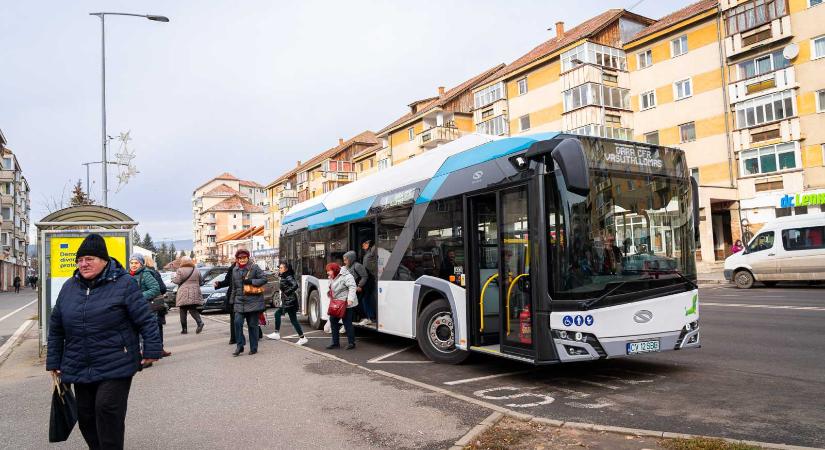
49, 374, 77, 442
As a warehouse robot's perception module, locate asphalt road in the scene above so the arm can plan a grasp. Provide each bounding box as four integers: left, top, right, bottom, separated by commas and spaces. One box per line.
0, 290, 38, 348
235, 284, 825, 448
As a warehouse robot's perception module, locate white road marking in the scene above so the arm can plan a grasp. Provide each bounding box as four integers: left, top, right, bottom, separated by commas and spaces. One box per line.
702, 302, 825, 312
444, 370, 531, 386
0, 299, 37, 324
563, 379, 621, 390
473, 387, 555, 408
367, 345, 433, 364
594, 374, 654, 385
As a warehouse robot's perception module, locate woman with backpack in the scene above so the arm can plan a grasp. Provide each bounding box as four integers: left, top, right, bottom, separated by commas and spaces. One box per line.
143, 255, 171, 358
173, 257, 204, 334
129, 254, 164, 367
265, 262, 308, 345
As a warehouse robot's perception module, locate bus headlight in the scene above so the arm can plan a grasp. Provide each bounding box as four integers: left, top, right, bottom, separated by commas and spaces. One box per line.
574, 332, 583, 341
559, 330, 568, 340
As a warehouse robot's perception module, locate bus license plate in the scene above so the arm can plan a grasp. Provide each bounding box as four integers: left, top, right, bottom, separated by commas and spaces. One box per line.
626, 340, 660, 355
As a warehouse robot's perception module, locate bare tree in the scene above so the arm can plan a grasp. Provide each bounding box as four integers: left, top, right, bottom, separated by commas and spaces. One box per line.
40, 180, 72, 214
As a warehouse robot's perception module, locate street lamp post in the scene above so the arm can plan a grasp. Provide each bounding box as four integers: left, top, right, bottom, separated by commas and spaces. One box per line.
89, 12, 169, 207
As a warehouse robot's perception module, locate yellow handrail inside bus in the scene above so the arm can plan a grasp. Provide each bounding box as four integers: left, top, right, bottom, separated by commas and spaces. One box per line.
505, 274, 529, 335
479, 273, 499, 332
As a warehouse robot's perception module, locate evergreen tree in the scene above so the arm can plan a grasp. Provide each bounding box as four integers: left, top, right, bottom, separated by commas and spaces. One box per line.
69, 180, 94, 206
169, 243, 177, 260
158, 243, 169, 268
132, 229, 141, 246
179, 250, 186, 258
189, 250, 195, 259
142, 233, 156, 252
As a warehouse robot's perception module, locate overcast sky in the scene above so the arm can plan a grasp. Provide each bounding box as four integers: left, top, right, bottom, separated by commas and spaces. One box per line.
3, 0, 688, 242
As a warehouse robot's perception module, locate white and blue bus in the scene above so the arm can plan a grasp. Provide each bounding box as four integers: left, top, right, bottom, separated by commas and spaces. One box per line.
280, 133, 700, 364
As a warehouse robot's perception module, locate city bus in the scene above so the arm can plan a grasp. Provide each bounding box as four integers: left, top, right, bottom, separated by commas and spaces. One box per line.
280, 132, 700, 364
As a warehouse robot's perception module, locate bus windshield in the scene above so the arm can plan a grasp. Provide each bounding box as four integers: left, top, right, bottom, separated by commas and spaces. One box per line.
549, 169, 696, 301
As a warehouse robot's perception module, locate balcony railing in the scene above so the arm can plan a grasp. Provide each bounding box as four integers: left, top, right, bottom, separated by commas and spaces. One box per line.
728, 66, 794, 103
569, 124, 633, 141
323, 171, 354, 182
278, 197, 298, 210
416, 125, 460, 149
278, 189, 297, 199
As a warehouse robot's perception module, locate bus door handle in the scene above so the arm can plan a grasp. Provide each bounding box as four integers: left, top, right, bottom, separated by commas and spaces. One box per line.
479, 273, 499, 332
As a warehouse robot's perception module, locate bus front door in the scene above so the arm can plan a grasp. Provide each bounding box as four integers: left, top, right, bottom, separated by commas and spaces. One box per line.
469, 186, 534, 358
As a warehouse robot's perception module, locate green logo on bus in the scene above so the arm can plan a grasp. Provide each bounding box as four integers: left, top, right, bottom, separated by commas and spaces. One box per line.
685, 294, 698, 316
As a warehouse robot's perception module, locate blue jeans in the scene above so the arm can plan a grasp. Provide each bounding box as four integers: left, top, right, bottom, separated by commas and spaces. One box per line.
359, 281, 376, 321
330, 307, 355, 346
234, 311, 260, 352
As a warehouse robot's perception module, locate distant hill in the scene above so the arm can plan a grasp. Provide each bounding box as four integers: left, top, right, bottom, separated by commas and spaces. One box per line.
155, 239, 193, 252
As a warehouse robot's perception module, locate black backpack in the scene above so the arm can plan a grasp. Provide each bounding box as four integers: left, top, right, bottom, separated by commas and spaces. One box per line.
149, 269, 167, 295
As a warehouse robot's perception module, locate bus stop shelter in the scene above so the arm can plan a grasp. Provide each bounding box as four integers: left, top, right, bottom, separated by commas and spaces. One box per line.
35, 206, 137, 353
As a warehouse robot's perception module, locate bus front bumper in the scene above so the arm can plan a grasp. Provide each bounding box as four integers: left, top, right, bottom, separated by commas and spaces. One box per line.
554, 325, 700, 362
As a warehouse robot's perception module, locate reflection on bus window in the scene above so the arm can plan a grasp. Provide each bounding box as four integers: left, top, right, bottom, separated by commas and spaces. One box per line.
747, 232, 774, 253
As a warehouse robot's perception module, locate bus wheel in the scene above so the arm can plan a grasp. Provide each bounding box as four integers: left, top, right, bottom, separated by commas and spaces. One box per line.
734, 270, 754, 289
416, 299, 468, 364
308, 290, 323, 330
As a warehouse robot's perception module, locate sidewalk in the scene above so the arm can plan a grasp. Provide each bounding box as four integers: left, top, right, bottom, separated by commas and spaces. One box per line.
697, 271, 729, 285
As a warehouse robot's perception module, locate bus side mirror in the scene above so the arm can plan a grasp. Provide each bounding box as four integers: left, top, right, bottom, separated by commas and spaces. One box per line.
551, 138, 589, 196
690, 176, 700, 243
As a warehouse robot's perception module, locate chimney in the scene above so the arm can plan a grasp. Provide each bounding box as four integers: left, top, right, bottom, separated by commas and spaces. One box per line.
338, 138, 344, 145
296, 160, 301, 167
437, 86, 445, 96
555, 21, 565, 38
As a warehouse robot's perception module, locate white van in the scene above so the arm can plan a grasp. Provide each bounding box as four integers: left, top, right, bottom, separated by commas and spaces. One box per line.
724, 213, 825, 288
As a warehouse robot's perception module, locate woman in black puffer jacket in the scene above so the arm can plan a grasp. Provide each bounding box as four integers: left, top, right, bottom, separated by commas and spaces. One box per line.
265, 262, 307, 345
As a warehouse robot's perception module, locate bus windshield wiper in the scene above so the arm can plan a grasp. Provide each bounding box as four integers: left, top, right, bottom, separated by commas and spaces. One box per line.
639, 269, 697, 290
581, 281, 627, 310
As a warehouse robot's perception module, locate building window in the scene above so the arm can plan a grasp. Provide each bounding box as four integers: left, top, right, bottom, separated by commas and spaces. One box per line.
679, 122, 696, 143
562, 83, 630, 112
812, 35, 825, 59
738, 50, 790, 79
0, 207, 10, 220
378, 158, 389, 170
474, 82, 504, 109
560, 42, 627, 72
640, 90, 656, 110
519, 115, 531, 131
637, 50, 652, 69
2, 158, 12, 169
740, 142, 797, 176
690, 167, 700, 182
407, 127, 414, 141
811, 0, 823, 6
816, 89, 825, 113
751, 128, 781, 142
670, 35, 688, 57
604, 114, 621, 126
481, 108, 494, 119
477, 115, 509, 136
674, 78, 693, 100
725, 0, 787, 35
517, 78, 528, 95
735, 90, 795, 128
644, 131, 660, 145
602, 72, 618, 83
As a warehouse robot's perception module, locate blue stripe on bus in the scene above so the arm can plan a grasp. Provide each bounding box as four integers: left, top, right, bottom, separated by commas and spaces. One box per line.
433, 134, 558, 177
282, 202, 328, 224
415, 174, 446, 204
307, 196, 376, 230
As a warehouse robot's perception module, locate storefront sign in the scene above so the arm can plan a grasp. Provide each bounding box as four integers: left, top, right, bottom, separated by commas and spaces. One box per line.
779, 190, 825, 208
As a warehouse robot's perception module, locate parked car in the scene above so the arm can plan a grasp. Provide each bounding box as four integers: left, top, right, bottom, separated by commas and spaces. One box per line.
186, 268, 280, 313
724, 213, 825, 288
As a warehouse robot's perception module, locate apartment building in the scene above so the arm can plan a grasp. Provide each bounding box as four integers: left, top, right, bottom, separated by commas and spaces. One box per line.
624, 0, 740, 263
375, 64, 505, 167
216, 225, 267, 266
192, 173, 267, 263
263, 167, 299, 251
720, 0, 825, 238
0, 129, 31, 290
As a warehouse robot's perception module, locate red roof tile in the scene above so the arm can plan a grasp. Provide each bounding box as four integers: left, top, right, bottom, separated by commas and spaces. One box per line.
215, 172, 238, 181
377, 63, 506, 136
204, 195, 264, 214
218, 225, 264, 243
239, 180, 264, 188
477, 9, 654, 86
204, 183, 243, 197
627, 0, 718, 45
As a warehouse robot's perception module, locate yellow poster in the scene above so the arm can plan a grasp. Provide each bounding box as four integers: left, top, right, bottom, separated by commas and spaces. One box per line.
50, 236, 128, 278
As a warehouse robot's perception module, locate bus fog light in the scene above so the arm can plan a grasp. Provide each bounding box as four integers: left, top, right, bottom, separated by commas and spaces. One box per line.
565, 345, 588, 356
575, 332, 583, 341
687, 333, 698, 344
559, 330, 568, 340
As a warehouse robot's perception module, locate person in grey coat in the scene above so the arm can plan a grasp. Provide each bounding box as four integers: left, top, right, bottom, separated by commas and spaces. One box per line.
325, 262, 358, 350
343, 250, 372, 326
228, 249, 267, 356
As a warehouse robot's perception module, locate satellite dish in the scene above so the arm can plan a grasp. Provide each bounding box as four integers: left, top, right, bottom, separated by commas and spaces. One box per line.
783, 43, 799, 60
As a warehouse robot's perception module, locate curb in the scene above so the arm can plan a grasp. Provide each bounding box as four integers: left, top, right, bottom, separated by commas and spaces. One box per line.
698, 279, 728, 285
0, 320, 35, 365
276, 333, 821, 450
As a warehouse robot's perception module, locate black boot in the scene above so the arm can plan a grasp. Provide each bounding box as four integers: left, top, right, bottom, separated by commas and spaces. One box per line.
181, 328, 188, 334
233, 346, 244, 357
196, 323, 204, 334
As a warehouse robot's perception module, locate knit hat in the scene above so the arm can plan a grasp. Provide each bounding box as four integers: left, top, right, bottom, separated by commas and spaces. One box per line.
75, 234, 109, 261
130, 254, 145, 266
235, 249, 250, 258
343, 251, 357, 265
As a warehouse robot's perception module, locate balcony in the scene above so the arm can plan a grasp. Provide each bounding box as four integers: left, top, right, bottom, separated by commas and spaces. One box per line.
568, 124, 633, 141
278, 189, 297, 200
205, 228, 217, 236
203, 216, 216, 224
416, 125, 460, 149
278, 197, 298, 210
724, 0, 792, 58
323, 171, 354, 182
728, 66, 795, 103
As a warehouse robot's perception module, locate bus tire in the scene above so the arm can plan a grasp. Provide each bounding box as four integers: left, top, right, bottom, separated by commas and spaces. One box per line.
308, 290, 323, 330
734, 269, 754, 289
416, 299, 468, 364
